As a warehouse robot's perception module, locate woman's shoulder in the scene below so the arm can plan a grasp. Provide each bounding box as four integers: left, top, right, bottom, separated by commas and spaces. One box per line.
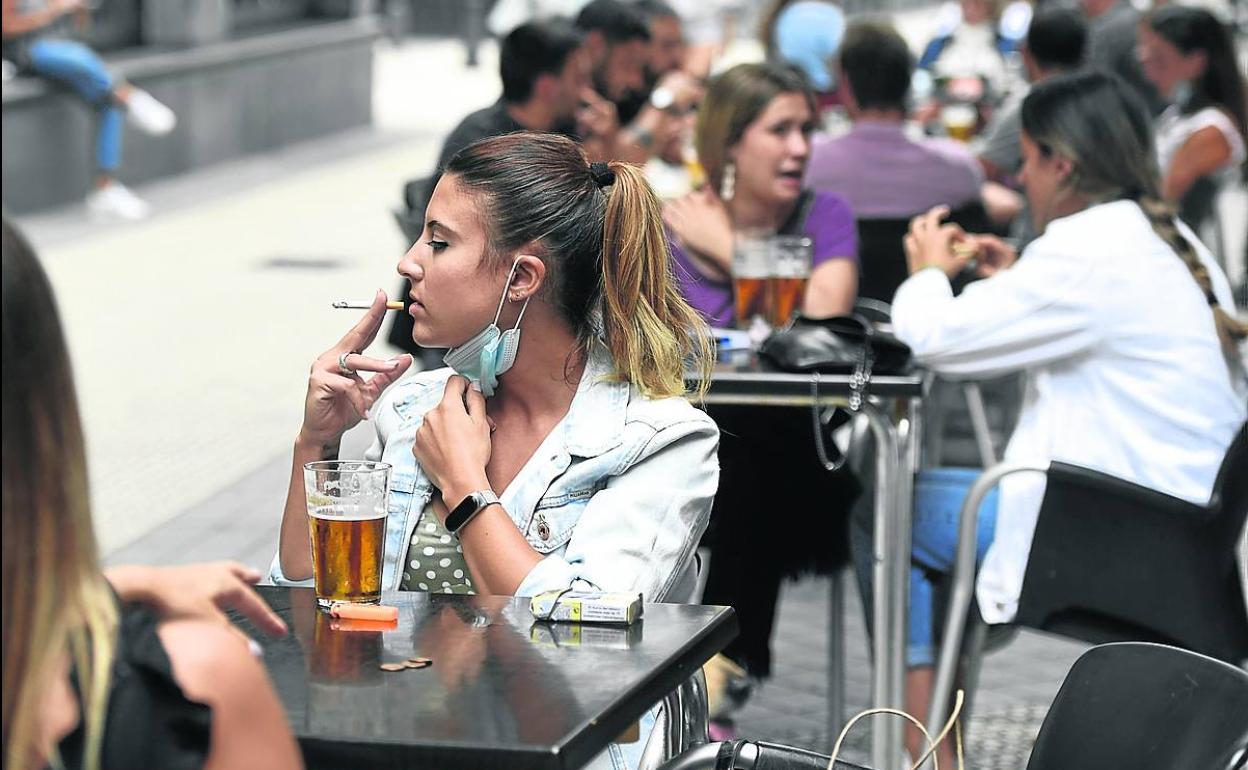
807, 190, 854, 221
622, 387, 718, 438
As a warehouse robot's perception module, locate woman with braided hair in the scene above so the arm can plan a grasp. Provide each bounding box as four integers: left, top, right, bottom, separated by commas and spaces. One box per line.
888, 69, 1245, 759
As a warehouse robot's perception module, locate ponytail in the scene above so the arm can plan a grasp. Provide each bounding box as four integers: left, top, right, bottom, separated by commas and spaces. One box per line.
1138, 196, 1248, 362
599, 162, 713, 400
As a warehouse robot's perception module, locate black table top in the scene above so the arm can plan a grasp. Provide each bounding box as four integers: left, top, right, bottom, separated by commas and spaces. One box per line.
691, 350, 924, 405
240, 587, 737, 770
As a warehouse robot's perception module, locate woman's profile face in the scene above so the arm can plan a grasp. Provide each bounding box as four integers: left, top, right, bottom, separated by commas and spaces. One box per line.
1137, 26, 1206, 100
729, 92, 814, 209
1018, 131, 1068, 232
397, 175, 514, 349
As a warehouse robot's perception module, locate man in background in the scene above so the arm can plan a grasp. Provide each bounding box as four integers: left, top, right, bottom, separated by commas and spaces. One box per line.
975, 7, 1086, 243
1081, 0, 1164, 115
805, 21, 983, 219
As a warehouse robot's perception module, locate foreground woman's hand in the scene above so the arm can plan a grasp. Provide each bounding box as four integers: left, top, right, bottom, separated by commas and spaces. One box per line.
413, 375, 493, 510
104, 562, 288, 638
300, 289, 413, 447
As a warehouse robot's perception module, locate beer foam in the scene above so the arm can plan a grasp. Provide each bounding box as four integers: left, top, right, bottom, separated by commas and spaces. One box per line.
308, 504, 386, 522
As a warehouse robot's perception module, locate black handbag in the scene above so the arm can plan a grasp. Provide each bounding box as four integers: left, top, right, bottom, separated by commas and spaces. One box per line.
758, 314, 911, 376
758, 314, 913, 470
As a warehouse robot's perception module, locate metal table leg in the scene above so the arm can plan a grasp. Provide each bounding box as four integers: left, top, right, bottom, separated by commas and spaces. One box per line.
828, 568, 846, 741
862, 402, 902, 770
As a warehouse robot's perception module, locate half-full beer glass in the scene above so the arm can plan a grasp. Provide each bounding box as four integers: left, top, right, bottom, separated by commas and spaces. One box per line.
304, 460, 391, 609
732, 231, 774, 330
770, 235, 812, 327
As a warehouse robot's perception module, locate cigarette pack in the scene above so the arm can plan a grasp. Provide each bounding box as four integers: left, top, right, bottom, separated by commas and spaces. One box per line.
529, 590, 643, 625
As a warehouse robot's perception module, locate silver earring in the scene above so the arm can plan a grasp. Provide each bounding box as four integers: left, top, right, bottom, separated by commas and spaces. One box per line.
720, 162, 735, 201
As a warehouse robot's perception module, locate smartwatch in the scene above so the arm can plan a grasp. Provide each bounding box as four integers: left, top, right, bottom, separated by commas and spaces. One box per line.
445, 490, 500, 535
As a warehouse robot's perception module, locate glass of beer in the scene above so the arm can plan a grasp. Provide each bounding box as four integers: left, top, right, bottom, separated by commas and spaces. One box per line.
941, 103, 977, 142
304, 460, 391, 609
732, 231, 774, 331
769, 235, 812, 328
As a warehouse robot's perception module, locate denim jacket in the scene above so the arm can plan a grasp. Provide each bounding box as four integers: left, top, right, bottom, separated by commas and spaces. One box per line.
271, 342, 720, 603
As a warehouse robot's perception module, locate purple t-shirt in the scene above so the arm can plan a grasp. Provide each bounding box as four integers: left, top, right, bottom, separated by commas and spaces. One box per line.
671, 191, 857, 328
804, 121, 984, 218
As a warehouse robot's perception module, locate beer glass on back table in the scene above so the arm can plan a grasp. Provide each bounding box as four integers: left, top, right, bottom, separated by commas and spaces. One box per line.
304, 460, 391, 609
732, 232, 773, 329
770, 235, 812, 327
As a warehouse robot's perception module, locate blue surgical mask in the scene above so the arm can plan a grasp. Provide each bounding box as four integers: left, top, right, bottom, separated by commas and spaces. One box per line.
442, 259, 531, 397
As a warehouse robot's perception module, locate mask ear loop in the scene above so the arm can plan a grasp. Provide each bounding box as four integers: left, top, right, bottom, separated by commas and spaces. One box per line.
493, 257, 532, 331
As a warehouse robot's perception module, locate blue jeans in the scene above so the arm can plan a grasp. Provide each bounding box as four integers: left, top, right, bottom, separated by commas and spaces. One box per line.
907, 468, 999, 667
851, 467, 999, 668
27, 39, 123, 174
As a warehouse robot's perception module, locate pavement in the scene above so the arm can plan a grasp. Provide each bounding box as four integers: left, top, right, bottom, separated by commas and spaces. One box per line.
9, 11, 1247, 770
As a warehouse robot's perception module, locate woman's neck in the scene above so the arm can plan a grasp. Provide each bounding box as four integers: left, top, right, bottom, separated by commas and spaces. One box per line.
489, 308, 586, 421
728, 187, 794, 233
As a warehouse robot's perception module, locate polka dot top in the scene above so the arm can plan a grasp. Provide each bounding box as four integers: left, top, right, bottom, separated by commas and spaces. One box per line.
399, 502, 474, 594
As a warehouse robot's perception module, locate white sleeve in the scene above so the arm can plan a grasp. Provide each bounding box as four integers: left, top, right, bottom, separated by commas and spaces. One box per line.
891, 251, 1101, 379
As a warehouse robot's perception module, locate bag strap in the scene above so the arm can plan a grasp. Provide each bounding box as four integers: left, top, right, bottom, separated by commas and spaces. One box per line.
811, 339, 874, 472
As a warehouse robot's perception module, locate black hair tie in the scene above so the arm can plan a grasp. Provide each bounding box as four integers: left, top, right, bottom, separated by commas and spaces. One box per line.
589, 161, 616, 189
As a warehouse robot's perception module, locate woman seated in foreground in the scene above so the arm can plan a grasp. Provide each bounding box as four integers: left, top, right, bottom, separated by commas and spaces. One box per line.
892, 70, 1246, 765
273, 132, 718, 770
1, 218, 301, 770
274, 131, 718, 603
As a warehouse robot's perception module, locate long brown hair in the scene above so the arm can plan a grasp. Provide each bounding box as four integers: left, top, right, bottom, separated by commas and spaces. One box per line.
1021, 71, 1248, 362
444, 132, 711, 399
2, 218, 117, 770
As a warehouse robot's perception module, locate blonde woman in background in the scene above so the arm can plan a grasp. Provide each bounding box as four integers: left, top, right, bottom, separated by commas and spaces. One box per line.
1, 218, 301, 770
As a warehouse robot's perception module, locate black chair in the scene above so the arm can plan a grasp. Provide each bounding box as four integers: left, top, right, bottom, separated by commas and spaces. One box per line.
1025, 642, 1248, 770
1015, 422, 1248, 663
928, 423, 1248, 734
855, 201, 993, 304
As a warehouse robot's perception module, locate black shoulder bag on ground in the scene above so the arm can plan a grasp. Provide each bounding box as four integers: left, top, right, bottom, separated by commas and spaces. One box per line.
758, 314, 912, 470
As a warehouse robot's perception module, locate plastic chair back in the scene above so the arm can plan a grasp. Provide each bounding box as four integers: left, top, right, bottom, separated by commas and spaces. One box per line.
1016, 424, 1248, 662
855, 201, 992, 303
1026, 642, 1248, 770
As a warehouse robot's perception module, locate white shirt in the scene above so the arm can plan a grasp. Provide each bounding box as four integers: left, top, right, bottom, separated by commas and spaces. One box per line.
1156, 104, 1247, 187
892, 200, 1247, 623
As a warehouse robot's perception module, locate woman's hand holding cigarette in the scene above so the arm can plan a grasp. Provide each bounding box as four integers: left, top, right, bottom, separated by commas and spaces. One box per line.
299, 289, 414, 447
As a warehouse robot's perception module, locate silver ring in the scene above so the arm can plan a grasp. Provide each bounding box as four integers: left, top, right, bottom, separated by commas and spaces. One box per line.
337, 351, 356, 376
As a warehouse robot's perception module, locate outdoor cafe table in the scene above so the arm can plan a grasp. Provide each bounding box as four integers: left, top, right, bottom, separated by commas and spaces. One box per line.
239, 586, 737, 770
690, 351, 924, 770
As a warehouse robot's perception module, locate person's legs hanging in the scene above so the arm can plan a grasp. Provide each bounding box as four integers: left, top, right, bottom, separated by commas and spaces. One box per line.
26, 39, 122, 185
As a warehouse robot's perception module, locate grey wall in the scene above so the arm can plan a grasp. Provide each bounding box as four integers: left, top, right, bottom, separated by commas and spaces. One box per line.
2, 17, 380, 213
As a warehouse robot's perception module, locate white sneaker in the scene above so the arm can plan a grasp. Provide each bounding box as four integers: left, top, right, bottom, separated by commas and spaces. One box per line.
125, 88, 176, 135
87, 182, 152, 222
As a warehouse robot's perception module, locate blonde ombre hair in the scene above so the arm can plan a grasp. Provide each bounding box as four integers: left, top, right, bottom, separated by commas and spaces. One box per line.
2, 219, 117, 770
445, 132, 712, 399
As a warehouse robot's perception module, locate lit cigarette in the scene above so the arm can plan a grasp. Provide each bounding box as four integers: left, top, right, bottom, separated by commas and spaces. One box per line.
332, 300, 405, 310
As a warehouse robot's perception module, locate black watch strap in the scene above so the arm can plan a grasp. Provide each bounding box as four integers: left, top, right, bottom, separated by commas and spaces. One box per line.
445, 490, 500, 534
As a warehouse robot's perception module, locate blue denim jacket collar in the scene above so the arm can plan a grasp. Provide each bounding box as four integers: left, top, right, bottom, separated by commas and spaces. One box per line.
390, 340, 628, 457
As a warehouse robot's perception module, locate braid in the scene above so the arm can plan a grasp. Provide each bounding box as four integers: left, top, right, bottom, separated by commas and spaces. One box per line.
1138, 196, 1248, 361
